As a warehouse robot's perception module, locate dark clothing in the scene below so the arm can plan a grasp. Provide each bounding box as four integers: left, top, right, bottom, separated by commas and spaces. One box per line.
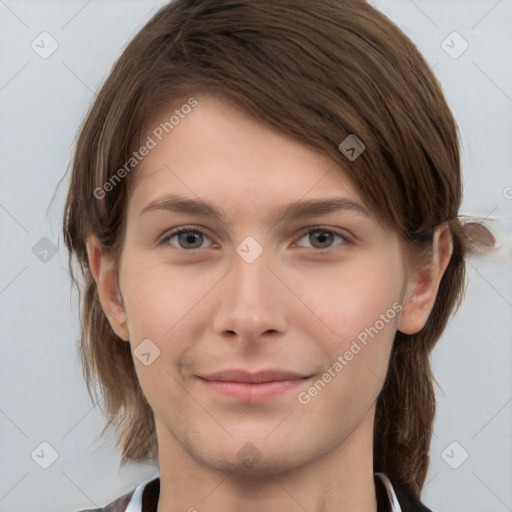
77, 475, 433, 512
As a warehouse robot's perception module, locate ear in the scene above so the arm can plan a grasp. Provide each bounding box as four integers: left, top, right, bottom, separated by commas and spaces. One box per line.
397, 223, 453, 335
86, 236, 130, 342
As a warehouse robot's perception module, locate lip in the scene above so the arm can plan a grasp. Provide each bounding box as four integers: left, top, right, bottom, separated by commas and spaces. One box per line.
201, 369, 309, 383
197, 369, 313, 401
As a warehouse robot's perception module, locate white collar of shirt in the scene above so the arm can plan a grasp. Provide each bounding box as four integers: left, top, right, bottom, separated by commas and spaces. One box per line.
124, 474, 156, 512
125, 472, 402, 512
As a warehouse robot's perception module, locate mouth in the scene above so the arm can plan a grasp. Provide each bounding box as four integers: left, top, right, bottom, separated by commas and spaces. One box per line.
197, 369, 314, 401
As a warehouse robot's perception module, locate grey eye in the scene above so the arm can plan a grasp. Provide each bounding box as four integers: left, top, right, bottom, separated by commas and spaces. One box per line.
164, 228, 211, 250
296, 228, 347, 250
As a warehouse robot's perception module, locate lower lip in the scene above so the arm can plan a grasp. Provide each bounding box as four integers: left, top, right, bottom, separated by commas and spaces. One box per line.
199, 377, 311, 401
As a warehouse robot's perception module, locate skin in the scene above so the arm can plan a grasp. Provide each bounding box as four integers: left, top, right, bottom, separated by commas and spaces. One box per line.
87, 95, 453, 512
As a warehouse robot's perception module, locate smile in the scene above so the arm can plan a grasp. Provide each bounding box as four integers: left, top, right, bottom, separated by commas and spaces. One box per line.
198, 377, 312, 401
197, 369, 313, 401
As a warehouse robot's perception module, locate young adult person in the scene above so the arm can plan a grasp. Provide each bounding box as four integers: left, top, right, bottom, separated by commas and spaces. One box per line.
63, 1, 467, 510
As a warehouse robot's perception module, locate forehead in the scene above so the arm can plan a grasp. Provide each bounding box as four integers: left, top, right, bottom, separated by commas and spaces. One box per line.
127, 95, 367, 220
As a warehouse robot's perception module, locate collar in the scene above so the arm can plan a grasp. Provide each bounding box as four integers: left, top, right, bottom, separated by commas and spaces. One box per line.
124, 476, 147, 512
375, 472, 403, 512
125, 472, 402, 512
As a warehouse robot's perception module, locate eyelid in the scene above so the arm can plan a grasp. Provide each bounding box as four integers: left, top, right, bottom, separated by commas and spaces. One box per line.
294, 225, 353, 245
158, 225, 216, 249
158, 225, 354, 251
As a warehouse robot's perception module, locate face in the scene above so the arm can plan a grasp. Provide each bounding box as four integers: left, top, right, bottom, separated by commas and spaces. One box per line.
91, 95, 437, 475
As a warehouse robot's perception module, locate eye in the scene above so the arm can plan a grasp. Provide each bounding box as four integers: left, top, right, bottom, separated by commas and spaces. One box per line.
160, 227, 214, 250
294, 227, 351, 252
159, 226, 351, 253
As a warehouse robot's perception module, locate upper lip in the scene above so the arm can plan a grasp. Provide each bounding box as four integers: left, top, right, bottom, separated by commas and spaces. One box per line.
199, 369, 311, 383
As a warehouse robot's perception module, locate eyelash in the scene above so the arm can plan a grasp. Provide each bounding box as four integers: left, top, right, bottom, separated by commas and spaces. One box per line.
158, 225, 353, 255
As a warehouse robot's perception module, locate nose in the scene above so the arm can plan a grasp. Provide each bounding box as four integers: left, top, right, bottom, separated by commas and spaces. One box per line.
213, 243, 288, 344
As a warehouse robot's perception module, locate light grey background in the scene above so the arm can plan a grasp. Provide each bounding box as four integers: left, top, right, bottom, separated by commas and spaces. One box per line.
0, 1, 511, 511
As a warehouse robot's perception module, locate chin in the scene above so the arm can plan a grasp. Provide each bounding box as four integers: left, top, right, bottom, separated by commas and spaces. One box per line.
201, 450, 309, 476
187, 435, 320, 476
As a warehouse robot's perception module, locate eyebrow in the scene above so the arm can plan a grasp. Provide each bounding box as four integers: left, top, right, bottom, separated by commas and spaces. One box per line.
138, 193, 370, 225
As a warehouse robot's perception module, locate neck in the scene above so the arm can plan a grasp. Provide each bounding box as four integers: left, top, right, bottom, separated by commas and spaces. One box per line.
156, 406, 378, 512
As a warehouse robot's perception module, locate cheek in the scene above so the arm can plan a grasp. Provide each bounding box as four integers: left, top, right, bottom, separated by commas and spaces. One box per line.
304, 278, 400, 410
120, 257, 208, 338
119, 261, 202, 409
303, 257, 403, 343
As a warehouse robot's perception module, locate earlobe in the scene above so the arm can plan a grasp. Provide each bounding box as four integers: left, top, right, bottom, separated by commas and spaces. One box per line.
86, 236, 130, 342
397, 223, 453, 335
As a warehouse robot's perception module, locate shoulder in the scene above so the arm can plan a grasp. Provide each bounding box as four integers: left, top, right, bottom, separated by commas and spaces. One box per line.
73, 490, 133, 512
73, 475, 159, 512
376, 472, 434, 512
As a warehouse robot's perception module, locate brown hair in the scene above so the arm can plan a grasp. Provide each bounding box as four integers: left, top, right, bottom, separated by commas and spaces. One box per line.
63, 0, 466, 501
